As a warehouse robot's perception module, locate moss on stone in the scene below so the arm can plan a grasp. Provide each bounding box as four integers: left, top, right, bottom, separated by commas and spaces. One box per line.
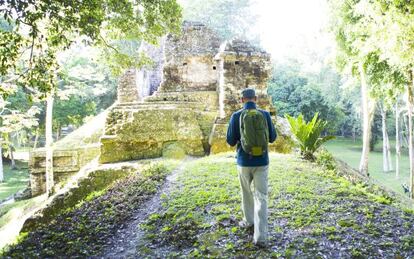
196, 111, 217, 153
100, 107, 206, 163
162, 142, 186, 159
209, 123, 233, 154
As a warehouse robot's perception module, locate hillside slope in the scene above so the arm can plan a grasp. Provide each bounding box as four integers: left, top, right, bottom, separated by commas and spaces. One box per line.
2, 153, 414, 258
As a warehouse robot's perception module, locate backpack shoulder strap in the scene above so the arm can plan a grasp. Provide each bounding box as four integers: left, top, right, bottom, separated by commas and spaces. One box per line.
239, 109, 248, 130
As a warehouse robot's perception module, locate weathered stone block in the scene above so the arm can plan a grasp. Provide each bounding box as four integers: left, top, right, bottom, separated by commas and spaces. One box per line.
196, 111, 218, 153
162, 142, 186, 159
117, 69, 140, 103
144, 91, 219, 111
100, 107, 206, 163
213, 39, 274, 118
158, 21, 222, 92
209, 123, 234, 154
29, 144, 100, 196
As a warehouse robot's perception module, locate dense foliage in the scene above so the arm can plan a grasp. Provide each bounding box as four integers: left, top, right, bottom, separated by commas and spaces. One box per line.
328, 0, 414, 186
0, 0, 182, 99
268, 60, 359, 135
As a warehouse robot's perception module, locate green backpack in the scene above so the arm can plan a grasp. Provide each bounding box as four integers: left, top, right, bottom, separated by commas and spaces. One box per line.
239, 109, 269, 156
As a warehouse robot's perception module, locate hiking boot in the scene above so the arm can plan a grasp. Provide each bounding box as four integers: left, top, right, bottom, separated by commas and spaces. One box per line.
238, 220, 253, 229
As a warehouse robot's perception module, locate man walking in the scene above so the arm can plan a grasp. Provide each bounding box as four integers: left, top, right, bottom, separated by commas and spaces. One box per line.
226, 88, 277, 247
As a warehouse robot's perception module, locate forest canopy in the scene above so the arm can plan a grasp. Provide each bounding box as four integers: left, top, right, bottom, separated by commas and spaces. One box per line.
0, 0, 182, 99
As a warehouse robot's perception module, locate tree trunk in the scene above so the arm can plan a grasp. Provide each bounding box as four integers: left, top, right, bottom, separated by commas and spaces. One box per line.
55, 124, 60, 141
9, 144, 16, 170
402, 114, 409, 148
33, 128, 40, 149
409, 70, 414, 199
381, 106, 392, 172
45, 93, 54, 196
396, 102, 401, 179
359, 63, 375, 175
352, 127, 356, 142
0, 145, 3, 183
385, 126, 393, 170
381, 107, 389, 172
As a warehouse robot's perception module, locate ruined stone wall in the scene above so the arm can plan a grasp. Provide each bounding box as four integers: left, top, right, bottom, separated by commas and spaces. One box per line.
29, 21, 290, 195
137, 38, 165, 97
117, 69, 140, 103
30, 145, 100, 196
216, 39, 274, 119
100, 21, 290, 164
99, 22, 223, 163
209, 39, 282, 154
159, 21, 222, 92
100, 105, 206, 163
29, 110, 108, 196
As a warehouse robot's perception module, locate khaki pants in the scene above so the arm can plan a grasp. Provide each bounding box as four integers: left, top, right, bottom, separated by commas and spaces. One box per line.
237, 165, 268, 243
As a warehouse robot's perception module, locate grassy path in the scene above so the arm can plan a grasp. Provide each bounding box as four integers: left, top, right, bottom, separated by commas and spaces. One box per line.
101, 158, 191, 257
1, 153, 414, 258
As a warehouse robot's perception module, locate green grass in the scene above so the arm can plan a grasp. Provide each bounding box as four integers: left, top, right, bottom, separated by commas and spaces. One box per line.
2, 153, 414, 257
139, 153, 414, 258
324, 137, 409, 196
0, 161, 29, 201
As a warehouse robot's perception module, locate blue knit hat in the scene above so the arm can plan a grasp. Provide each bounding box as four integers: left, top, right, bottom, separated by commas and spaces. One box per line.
241, 88, 256, 99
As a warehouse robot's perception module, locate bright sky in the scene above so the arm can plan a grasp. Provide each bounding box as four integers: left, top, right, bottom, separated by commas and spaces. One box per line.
251, 0, 332, 62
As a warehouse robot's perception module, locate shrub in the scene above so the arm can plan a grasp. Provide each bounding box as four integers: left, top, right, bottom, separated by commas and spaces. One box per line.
286, 113, 335, 160
316, 149, 337, 171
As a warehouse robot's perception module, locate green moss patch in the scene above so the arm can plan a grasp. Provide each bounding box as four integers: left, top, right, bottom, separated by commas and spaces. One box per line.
162, 142, 186, 159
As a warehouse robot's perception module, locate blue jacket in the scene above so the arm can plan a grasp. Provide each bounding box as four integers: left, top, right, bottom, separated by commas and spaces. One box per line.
226, 101, 277, 166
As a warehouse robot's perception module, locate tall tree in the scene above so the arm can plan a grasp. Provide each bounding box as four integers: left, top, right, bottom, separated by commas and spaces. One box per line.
380, 104, 393, 172
0, 98, 4, 182
45, 92, 54, 195
358, 62, 376, 175
362, 0, 414, 197
329, 0, 378, 175
329, 0, 407, 175
395, 100, 403, 178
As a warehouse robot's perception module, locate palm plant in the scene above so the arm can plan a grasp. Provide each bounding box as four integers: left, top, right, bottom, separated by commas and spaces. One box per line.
286, 113, 335, 160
